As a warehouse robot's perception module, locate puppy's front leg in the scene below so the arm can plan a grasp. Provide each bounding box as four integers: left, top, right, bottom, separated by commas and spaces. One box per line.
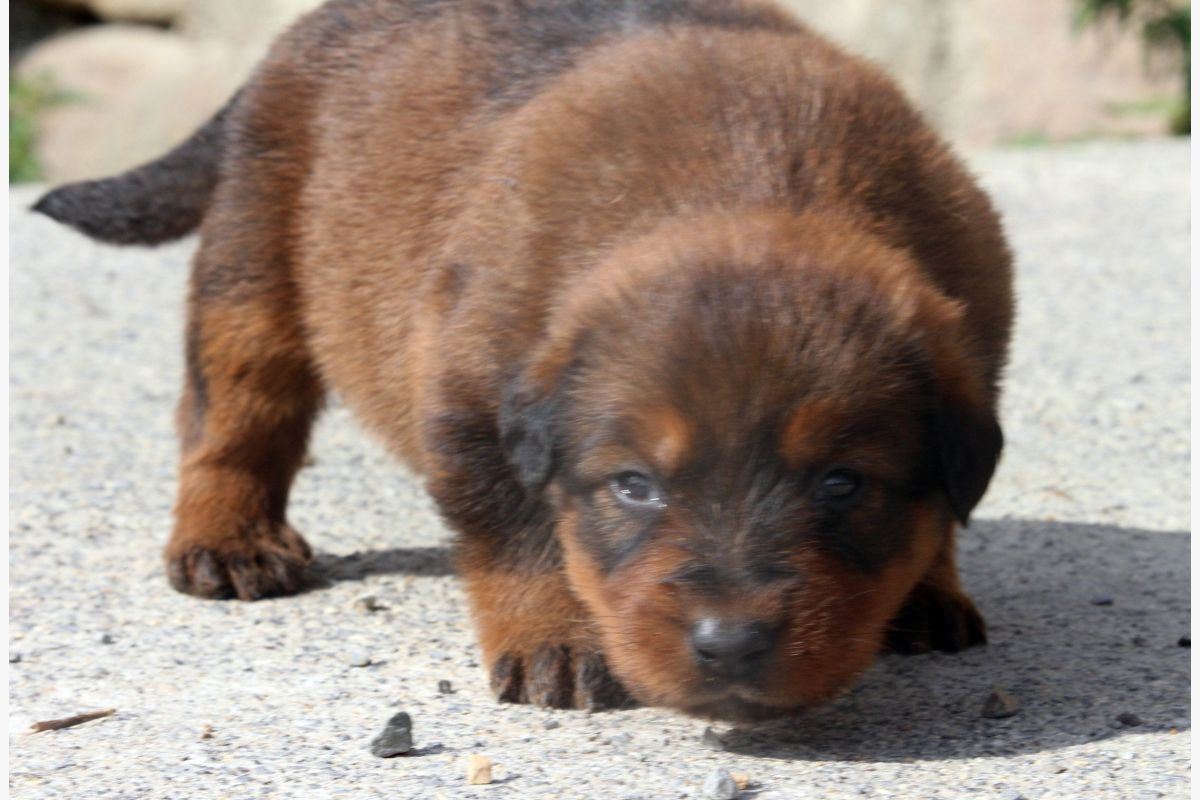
457, 541, 631, 711
884, 527, 987, 655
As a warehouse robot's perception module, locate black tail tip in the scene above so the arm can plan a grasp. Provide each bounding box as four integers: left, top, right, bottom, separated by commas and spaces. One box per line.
28, 178, 193, 246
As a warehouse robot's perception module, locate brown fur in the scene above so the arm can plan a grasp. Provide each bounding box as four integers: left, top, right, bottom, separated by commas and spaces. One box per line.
37, 0, 1013, 719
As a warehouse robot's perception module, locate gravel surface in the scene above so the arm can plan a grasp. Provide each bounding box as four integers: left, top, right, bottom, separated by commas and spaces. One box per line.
9, 139, 1190, 799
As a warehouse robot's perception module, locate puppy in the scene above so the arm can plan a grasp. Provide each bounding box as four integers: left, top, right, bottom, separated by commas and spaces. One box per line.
35, 0, 1013, 720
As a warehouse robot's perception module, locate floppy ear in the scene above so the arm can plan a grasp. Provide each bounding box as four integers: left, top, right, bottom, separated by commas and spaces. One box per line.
499, 374, 566, 492
933, 391, 1003, 526
906, 290, 1003, 526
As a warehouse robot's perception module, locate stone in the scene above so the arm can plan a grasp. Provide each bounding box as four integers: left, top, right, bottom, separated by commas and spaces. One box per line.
467, 754, 492, 785
41, 0, 187, 24
1115, 712, 1144, 728
982, 687, 1021, 719
353, 594, 384, 613
437, 679, 454, 694
347, 650, 371, 668
15, 25, 241, 182
701, 726, 726, 751
700, 767, 739, 799
370, 712, 413, 758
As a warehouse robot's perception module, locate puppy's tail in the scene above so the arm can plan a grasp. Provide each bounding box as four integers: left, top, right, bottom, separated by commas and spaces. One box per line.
32, 92, 238, 246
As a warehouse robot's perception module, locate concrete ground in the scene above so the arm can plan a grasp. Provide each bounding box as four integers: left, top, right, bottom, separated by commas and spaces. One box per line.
8, 139, 1190, 799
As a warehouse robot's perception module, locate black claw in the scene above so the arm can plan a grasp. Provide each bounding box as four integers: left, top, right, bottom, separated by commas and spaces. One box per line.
529, 645, 574, 708
491, 653, 527, 703
884, 587, 986, 655
574, 653, 634, 711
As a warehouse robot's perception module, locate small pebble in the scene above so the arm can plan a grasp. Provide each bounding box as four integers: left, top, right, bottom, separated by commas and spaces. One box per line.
1115, 712, 1143, 728
348, 650, 372, 668
9, 652, 22, 664
608, 732, 632, 746
200, 724, 214, 740
1178, 637, 1190, 648
354, 595, 385, 613
542, 719, 561, 730
730, 772, 751, 791
701, 726, 726, 751
100, 633, 115, 645
437, 679, 454, 695
982, 686, 1021, 719
700, 767, 739, 799
467, 754, 492, 785
370, 712, 414, 758
1090, 595, 1114, 606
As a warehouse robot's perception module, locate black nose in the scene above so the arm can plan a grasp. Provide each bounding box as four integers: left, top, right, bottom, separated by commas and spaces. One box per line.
689, 618, 776, 681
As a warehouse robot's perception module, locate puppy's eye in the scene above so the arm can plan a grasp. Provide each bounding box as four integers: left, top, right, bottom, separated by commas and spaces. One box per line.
815, 468, 863, 502
610, 472, 666, 509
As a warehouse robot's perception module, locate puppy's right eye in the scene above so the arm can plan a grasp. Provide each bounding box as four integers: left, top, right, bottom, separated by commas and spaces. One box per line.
609, 472, 666, 509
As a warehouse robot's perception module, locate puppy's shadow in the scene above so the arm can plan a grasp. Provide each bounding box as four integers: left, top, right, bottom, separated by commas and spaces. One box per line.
714, 518, 1190, 762
305, 546, 455, 587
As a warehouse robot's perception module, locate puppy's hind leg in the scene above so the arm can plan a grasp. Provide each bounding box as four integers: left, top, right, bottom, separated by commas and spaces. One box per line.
166, 209, 323, 601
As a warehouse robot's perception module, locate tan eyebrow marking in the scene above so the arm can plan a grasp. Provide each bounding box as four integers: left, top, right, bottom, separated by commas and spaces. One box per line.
637, 406, 693, 476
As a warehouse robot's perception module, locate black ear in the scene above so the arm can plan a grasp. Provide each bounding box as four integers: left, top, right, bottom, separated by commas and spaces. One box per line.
934, 398, 1003, 526
498, 376, 566, 492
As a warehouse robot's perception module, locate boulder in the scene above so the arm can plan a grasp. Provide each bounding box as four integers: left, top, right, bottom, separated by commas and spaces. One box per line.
35, 0, 186, 24
16, 25, 240, 182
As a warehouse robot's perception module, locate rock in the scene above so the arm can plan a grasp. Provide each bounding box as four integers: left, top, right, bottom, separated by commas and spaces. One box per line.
437, 679, 454, 695
1090, 595, 1114, 606
40, 0, 186, 24
542, 718, 560, 730
353, 594, 384, 613
778, 0, 1182, 145
1115, 712, 1144, 728
467, 754, 492, 785
729, 772, 751, 791
982, 687, 1021, 719
701, 726, 726, 751
179, 0, 324, 56
370, 712, 413, 758
347, 650, 372, 668
100, 633, 115, 644
15, 25, 241, 182
9, 652, 22, 664
700, 767, 739, 799
1178, 637, 1190, 648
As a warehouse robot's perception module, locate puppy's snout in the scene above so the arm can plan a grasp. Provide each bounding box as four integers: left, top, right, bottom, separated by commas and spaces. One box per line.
689, 617, 776, 681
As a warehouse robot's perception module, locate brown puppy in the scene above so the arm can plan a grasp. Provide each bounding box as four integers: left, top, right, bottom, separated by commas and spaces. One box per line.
35, 0, 1013, 720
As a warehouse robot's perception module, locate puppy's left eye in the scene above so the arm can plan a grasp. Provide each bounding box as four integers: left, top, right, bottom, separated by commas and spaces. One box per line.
814, 468, 863, 502
610, 472, 666, 509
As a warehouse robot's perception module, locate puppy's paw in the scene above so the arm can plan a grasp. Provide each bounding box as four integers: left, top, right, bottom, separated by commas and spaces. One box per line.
490, 645, 635, 711
164, 521, 313, 601
884, 583, 987, 655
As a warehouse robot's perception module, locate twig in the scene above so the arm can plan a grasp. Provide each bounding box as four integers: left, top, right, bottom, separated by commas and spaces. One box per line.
30, 708, 115, 732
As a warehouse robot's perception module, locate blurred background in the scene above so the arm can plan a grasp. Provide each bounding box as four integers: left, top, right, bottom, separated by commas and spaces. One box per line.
9, 0, 1190, 184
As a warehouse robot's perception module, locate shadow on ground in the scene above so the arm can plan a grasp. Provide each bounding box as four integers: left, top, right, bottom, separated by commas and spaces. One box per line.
304, 517, 1189, 762
716, 518, 1190, 762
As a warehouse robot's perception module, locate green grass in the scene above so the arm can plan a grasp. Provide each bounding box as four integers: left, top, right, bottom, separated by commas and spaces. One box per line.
9, 74, 78, 183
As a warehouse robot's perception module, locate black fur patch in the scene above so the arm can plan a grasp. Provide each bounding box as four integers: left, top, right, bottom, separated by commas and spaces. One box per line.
32, 92, 237, 245
934, 401, 1003, 525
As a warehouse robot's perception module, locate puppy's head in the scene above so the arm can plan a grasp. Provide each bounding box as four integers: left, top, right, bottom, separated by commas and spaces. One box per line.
500, 211, 1002, 720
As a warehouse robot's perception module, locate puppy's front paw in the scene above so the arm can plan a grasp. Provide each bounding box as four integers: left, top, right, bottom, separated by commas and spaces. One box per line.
884, 583, 987, 655
490, 645, 635, 711
164, 521, 313, 601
